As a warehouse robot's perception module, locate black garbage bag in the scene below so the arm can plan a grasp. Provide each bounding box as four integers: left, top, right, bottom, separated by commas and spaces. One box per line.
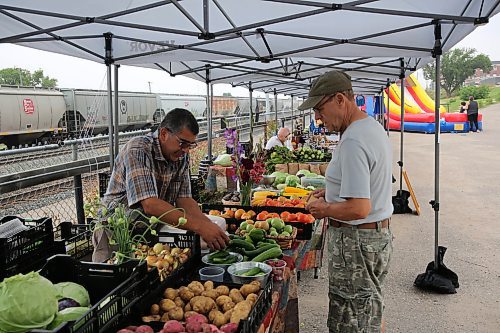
392, 190, 413, 214
414, 246, 459, 294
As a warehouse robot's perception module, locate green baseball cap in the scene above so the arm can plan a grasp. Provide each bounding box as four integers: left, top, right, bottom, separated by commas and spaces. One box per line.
298, 70, 352, 111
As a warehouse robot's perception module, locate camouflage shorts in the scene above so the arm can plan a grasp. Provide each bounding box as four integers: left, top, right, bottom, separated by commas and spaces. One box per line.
327, 224, 393, 333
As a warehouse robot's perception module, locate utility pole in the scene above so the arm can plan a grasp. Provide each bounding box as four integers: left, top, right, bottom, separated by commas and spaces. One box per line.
148, 81, 152, 93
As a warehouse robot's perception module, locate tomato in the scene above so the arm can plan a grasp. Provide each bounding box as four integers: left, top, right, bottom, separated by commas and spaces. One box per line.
306, 214, 316, 223
269, 213, 280, 218
280, 211, 290, 220
256, 211, 268, 220
297, 213, 309, 223
287, 213, 297, 222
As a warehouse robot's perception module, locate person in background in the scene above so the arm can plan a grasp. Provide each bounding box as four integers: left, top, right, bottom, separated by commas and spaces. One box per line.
92, 108, 229, 262
459, 101, 467, 114
466, 96, 480, 132
265, 127, 292, 150
300, 70, 393, 333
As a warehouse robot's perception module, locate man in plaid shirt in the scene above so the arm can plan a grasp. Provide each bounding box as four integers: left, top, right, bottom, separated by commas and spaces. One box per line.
93, 108, 229, 261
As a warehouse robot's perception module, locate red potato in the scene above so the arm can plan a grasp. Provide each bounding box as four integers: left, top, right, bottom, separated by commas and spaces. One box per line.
125, 326, 138, 331
201, 323, 222, 332
185, 313, 208, 333
135, 325, 154, 333
116, 330, 134, 333
220, 323, 238, 333
163, 320, 185, 333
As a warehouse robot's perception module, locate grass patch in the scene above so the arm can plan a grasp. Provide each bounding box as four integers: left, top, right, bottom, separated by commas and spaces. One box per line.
441, 85, 500, 112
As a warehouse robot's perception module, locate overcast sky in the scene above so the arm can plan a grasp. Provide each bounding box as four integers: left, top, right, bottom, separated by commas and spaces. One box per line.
0, 14, 498, 97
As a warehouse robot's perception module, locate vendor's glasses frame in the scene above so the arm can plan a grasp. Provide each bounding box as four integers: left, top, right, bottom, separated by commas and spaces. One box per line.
167, 129, 197, 150
313, 95, 335, 113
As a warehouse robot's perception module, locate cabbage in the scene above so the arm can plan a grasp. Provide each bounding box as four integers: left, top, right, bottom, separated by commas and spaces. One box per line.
273, 175, 287, 186
46, 307, 90, 330
285, 175, 300, 187
54, 282, 90, 307
213, 154, 232, 167
0, 272, 58, 332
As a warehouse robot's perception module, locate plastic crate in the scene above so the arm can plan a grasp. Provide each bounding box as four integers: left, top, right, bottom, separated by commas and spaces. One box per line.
0, 216, 62, 280
98, 172, 110, 198
53, 222, 94, 260
114, 276, 273, 333
31, 254, 150, 333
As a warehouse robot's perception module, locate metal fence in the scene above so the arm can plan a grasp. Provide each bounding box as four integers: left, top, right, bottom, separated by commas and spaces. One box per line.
0, 110, 310, 225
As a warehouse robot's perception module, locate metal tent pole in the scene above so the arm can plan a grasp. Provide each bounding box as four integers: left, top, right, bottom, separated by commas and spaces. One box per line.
399, 59, 405, 193
386, 79, 390, 137
113, 64, 120, 159
432, 22, 442, 270
291, 95, 294, 132
249, 82, 254, 150
104, 33, 114, 170
205, 67, 213, 160
274, 89, 278, 134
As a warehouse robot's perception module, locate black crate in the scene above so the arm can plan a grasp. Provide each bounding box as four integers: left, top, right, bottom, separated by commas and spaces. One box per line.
114, 276, 273, 333
201, 205, 314, 240
98, 172, 111, 198
53, 222, 94, 260
0, 216, 63, 280
31, 254, 150, 333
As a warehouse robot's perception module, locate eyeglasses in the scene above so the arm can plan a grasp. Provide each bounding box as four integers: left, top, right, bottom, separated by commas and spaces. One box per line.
167, 129, 198, 150
313, 95, 335, 113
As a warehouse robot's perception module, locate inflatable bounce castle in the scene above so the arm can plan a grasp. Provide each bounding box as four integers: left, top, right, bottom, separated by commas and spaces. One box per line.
383, 73, 483, 133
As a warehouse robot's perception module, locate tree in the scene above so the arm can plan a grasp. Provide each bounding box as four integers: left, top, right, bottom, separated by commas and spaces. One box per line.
0, 67, 58, 88
423, 48, 492, 97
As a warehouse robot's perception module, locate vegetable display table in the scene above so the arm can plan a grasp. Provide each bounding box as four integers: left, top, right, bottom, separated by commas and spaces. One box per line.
256, 218, 327, 333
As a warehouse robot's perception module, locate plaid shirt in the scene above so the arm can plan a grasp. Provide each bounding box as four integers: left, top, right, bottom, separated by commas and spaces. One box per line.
102, 130, 191, 217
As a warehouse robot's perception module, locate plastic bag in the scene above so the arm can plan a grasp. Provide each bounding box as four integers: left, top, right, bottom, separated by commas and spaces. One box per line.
414, 246, 459, 294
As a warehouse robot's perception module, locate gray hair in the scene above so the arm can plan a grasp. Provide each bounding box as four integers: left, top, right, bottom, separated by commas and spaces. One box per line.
159, 108, 199, 135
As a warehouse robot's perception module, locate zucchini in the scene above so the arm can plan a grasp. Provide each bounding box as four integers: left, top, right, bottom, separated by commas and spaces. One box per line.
252, 246, 283, 262
229, 239, 255, 251
240, 267, 262, 277
243, 244, 280, 258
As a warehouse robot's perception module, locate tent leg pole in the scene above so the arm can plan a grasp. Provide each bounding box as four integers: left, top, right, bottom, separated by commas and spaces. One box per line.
249, 82, 253, 151
114, 64, 120, 160
433, 22, 442, 270
106, 64, 114, 170
274, 89, 278, 135
386, 79, 390, 136
399, 59, 405, 193
206, 67, 212, 161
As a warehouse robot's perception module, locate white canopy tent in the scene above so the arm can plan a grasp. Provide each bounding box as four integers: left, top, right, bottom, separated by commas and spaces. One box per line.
1, 0, 499, 284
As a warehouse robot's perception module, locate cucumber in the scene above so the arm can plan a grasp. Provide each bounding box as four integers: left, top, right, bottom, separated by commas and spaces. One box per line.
240, 267, 262, 277
212, 255, 238, 264
230, 239, 255, 251
243, 244, 280, 258
252, 246, 283, 262
208, 250, 229, 260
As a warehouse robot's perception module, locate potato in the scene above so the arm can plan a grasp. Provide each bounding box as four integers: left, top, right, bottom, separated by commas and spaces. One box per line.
184, 302, 192, 312
215, 285, 230, 296
213, 311, 228, 327
209, 309, 222, 322
179, 286, 195, 302
188, 281, 205, 296
163, 288, 178, 300
229, 289, 244, 304
230, 300, 252, 324
142, 315, 161, 323
150, 304, 160, 315
160, 312, 169, 322
160, 299, 177, 312
221, 301, 235, 313
184, 310, 198, 320
190, 296, 216, 314
224, 310, 233, 323
240, 281, 260, 297
174, 297, 185, 308
246, 293, 258, 305
204, 280, 214, 291
216, 295, 233, 307
168, 306, 184, 321
201, 289, 219, 300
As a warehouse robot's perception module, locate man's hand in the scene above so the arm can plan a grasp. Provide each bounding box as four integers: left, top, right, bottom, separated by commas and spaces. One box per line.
197, 220, 230, 250
306, 189, 326, 203
306, 197, 330, 219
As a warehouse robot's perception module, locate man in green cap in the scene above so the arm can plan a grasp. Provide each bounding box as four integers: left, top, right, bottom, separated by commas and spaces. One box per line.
303, 70, 393, 333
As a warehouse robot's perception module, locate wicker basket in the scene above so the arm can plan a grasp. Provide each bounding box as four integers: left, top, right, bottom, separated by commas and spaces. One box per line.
265, 226, 297, 249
